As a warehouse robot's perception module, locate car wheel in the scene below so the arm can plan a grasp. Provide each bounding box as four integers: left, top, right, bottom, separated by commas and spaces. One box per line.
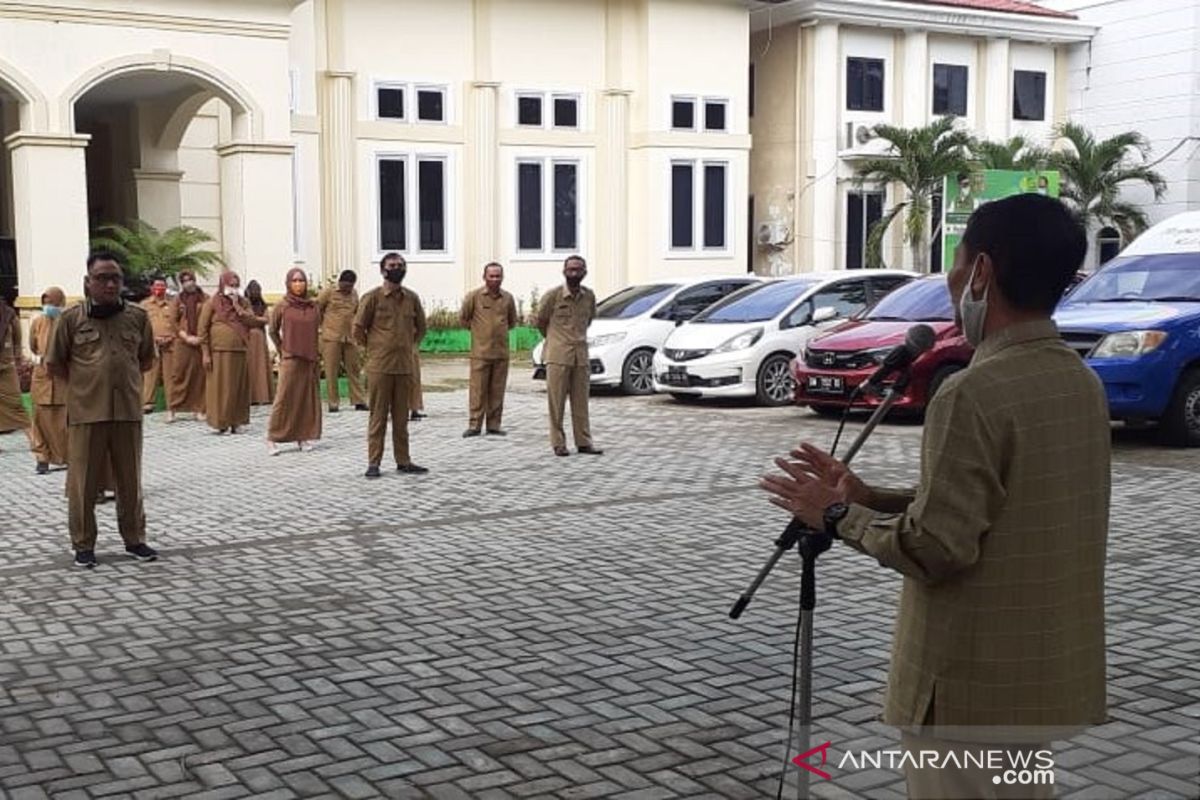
927, 365, 963, 405
621, 349, 656, 395
810, 404, 843, 418
756, 353, 795, 407
1159, 368, 1200, 447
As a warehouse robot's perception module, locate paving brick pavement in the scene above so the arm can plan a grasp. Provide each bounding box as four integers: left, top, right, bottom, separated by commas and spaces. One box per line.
0, 376, 1197, 799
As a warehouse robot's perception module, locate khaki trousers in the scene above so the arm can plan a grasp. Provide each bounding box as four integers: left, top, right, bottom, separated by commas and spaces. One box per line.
322, 340, 365, 409
901, 733, 1054, 800
410, 350, 424, 411
67, 421, 146, 552
31, 404, 67, 465
468, 358, 509, 431
366, 372, 412, 467
546, 363, 592, 450
141, 348, 176, 408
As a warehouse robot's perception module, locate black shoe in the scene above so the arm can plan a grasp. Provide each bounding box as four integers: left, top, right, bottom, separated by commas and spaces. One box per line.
463, 429, 481, 438
36, 462, 49, 475
410, 410, 427, 421
74, 551, 97, 569
397, 463, 429, 474
577, 446, 605, 456
354, 404, 369, 411
486, 429, 507, 436
126, 544, 158, 562
554, 446, 570, 457
364, 465, 382, 479
328, 406, 340, 414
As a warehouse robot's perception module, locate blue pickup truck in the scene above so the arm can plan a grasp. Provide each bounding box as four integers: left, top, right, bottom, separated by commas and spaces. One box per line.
1055, 212, 1200, 446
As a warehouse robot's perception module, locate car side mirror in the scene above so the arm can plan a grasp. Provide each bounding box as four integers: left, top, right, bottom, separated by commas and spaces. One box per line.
812, 306, 837, 324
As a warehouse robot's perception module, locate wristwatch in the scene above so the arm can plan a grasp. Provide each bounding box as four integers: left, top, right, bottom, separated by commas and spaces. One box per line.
823, 502, 850, 540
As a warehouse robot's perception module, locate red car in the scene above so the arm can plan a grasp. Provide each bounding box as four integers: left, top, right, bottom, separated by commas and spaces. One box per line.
791, 275, 974, 415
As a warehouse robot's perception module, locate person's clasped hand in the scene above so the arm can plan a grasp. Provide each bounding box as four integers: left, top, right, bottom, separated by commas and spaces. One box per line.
759, 442, 864, 529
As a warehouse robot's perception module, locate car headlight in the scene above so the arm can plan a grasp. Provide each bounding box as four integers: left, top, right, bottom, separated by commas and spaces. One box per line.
1089, 330, 1169, 358
588, 332, 626, 347
713, 328, 764, 354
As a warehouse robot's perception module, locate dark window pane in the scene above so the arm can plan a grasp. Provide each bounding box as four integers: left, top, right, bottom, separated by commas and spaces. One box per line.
518, 162, 542, 250
671, 164, 694, 248
417, 89, 444, 122
518, 96, 542, 126
930, 187, 944, 273
704, 102, 727, 131
1013, 70, 1046, 121
811, 280, 869, 319
418, 160, 444, 251
553, 163, 577, 250
378, 87, 405, 119
379, 159, 406, 250
553, 97, 578, 128
703, 164, 726, 248
847, 57, 885, 112
672, 100, 695, 130
846, 193, 864, 269
932, 64, 968, 116
749, 64, 755, 118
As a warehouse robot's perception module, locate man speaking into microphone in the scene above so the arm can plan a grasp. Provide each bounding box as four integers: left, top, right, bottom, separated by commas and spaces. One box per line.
762, 194, 1110, 799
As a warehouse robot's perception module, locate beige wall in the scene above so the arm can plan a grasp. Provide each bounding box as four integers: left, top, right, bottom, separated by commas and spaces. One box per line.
749, 26, 798, 276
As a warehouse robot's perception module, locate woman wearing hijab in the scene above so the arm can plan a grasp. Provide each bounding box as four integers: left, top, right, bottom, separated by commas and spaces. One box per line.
244, 280, 275, 406
172, 270, 208, 421
29, 287, 68, 473
266, 269, 322, 454
0, 286, 32, 453
198, 271, 265, 434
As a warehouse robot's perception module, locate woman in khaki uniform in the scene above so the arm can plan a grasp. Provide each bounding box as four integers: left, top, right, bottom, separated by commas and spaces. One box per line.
266, 269, 322, 454
29, 287, 68, 472
172, 271, 208, 420
0, 289, 32, 453
245, 280, 275, 406
198, 271, 264, 434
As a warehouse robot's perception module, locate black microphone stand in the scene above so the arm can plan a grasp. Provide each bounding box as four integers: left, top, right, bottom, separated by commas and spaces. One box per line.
729, 371, 911, 799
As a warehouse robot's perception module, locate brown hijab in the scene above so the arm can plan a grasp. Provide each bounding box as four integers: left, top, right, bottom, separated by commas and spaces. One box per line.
212, 271, 250, 343
177, 270, 206, 335
279, 268, 319, 362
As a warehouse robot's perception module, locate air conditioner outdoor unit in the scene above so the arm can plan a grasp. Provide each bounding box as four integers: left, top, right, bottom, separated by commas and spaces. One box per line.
844, 122, 876, 149
757, 221, 790, 247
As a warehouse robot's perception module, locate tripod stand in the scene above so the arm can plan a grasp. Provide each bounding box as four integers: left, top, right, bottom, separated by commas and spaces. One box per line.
730, 378, 908, 798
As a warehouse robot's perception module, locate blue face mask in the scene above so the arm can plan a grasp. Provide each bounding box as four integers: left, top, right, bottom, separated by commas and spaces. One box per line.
43, 305, 61, 319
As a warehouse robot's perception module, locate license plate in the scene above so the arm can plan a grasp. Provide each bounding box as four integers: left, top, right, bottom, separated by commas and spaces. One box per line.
663, 367, 689, 387
806, 375, 844, 395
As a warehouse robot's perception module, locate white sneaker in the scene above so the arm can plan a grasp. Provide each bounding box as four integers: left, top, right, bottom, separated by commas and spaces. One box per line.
267, 441, 280, 456
299, 441, 315, 452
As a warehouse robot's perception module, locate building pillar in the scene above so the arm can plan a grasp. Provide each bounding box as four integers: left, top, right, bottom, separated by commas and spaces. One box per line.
464, 80, 499, 293
318, 71, 356, 283
902, 30, 929, 127
596, 89, 630, 296
810, 21, 840, 273
983, 38, 1010, 141
131, 169, 184, 231
5, 132, 90, 301
217, 141, 295, 292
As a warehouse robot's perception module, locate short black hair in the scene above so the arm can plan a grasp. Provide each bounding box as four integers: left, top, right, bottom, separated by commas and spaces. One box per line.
961, 194, 1085, 314
483, 262, 503, 274
563, 254, 586, 269
380, 252, 405, 268
339, 270, 357, 284
86, 251, 122, 271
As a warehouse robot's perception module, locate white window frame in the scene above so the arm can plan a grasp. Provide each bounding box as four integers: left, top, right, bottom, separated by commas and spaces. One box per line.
702, 97, 729, 132
844, 187, 886, 270
670, 95, 698, 131
668, 158, 730, 258
373, 80, 451, 124
413, 84, 449, 125
288, 68, 299, 114
550, 93, 581, 130
516, 92, 545, 128
374, 81, 408, 122
374, 151, 454, 261
514, 91, 584, 130
514, 156, 583, 257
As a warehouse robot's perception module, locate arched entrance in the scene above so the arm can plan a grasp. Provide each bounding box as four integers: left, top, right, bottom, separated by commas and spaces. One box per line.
0, 60, 45, 302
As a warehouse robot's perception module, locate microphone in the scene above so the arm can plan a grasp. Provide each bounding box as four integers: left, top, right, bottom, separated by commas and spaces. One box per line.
863, 323, 936, 390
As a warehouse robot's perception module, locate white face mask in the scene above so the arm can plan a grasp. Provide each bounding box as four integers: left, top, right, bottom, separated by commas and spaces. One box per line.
225, 286, 241, 298
958, 257, 989, 347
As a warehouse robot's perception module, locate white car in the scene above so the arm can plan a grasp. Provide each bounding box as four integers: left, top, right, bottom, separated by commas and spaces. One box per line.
652, 269, 915, 406
531, 275, 760, 394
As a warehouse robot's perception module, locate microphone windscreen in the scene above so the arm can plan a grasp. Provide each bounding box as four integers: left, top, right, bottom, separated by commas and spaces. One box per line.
906, 323, 936, 355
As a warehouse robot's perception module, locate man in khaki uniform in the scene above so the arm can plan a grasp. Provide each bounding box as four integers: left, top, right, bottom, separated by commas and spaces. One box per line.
29, 287, 68, 474
316, 269, 367, 413
762, 195, 1107, 799
536, 255, 602, 457
460, 262, 517, 438
47, 253, 160, 569
354, 253, 428, 479
140, 278, 180, 420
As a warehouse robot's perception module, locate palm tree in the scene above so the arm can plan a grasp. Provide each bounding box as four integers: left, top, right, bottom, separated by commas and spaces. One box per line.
90, 221, 224, 281
854, 116, 975, 271
1049, 122, 1167, 244
971, 135, 1050, 171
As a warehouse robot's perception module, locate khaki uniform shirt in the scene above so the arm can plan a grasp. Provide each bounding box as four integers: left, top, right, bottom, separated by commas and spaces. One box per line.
461, 288, 517, 360
140, 296, 179, 350
537, 285, 596, 367
836, 320, 1110, 734
353, 283, 426, 375
317, 287, 359, 343
29, 314, 67, 406
46, 303, 154, 426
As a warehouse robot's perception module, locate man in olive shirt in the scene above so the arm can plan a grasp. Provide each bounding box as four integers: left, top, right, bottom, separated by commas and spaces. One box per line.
354, 253, 428, 478
762, 195, 1108, 798
140, 278, 179, 420
536, 255, 602, 457
317, 269, 367, 413
47, 253, 160, 568
460, 262, 517, 438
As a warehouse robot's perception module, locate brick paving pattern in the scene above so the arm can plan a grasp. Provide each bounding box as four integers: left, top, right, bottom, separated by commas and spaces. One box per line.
0, 375, 1197, 798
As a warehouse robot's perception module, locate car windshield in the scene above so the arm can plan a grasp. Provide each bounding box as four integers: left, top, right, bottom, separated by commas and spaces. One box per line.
693, 280, 819, 323
862, 278, 954, 322
1065, 253, 1200, 303
595, 283, 679, 319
